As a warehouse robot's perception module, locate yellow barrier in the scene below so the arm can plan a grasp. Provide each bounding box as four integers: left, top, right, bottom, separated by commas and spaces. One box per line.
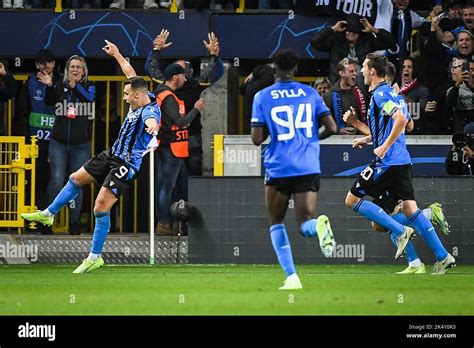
0, 136, 37, 233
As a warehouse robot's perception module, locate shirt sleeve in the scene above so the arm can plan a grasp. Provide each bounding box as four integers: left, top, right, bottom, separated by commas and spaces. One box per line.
250, 91, 265, 127
398, 96, 411, 121
142, 104, 161, 124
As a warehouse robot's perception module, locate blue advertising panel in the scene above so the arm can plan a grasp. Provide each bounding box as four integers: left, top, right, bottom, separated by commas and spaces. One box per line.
211, 13, 333, 59
320, 144, 451, 177
0, 11, 208, 58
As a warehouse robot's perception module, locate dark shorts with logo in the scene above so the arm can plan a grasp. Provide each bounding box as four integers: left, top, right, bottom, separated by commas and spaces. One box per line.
83, 149, 134, 198
372, 191, 402, 214
265, 173, 320, 196
350, 161, 415, 204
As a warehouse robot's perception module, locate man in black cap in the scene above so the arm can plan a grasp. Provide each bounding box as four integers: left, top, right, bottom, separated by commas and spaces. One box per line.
18, 48, 60, 234
153, 62, 205, 235
311, 14, 396, 83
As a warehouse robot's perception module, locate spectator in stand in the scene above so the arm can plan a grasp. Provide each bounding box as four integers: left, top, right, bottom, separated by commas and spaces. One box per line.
383, 0, 429, 66
313, 77, 331, 97
455, 29, 474, 60
146, 29, 223, 176
44, 55, 96, 235
417, 2, 463, 94
398, 57, 431, 134
310, 14, 396, 84
239, 64, 274, 134
17, 49, 58, 234
446, 59, 474, 132
436, 1, 474, 44
425, 0, 464, 43
430, 57, 467, 134
323, 58, 368, 135
0, 61, 18, 136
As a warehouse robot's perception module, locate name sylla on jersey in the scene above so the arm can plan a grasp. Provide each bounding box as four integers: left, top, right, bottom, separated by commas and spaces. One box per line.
271, 88, 307, 99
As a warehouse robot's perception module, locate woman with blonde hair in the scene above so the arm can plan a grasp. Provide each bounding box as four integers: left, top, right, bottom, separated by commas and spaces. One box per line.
44, 54, 96, 234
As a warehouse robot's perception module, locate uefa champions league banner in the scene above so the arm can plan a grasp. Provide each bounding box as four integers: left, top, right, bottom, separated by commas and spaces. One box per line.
0, 11, 209, 58
0, 3, 386, 60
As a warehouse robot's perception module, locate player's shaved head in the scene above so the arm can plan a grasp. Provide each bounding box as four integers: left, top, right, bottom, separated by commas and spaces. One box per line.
125, 76, 148, 93
272, 49, 299, 74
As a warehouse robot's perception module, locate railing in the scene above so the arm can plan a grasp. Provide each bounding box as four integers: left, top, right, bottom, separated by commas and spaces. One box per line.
0, 136, 37, 233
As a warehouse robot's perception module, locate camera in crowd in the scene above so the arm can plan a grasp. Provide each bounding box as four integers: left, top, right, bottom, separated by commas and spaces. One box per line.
452, 132, 474, 150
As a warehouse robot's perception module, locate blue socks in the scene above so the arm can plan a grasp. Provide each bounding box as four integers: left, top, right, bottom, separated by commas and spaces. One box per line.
47, 177, 81, 215
409, 210, 448, 261
391, 213, 410, 226
300, 219, 317, 237
91, 212, 111, 254
353, 199, 405, 236
270, 224, 296, 277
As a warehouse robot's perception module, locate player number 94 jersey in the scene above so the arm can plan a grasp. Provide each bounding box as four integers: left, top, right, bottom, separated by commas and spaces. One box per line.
251, 81, 330, 178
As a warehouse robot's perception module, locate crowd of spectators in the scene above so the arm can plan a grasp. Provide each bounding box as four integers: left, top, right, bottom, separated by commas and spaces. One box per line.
0, 0, 472, 235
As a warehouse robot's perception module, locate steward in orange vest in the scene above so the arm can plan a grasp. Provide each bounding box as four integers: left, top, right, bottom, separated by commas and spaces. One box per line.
154, 63, 205, 158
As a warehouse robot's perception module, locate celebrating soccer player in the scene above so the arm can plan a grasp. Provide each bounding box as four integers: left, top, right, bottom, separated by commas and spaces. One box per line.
344, 53, 455, 275
251, 49, 338, 290
21, 40, 161, 274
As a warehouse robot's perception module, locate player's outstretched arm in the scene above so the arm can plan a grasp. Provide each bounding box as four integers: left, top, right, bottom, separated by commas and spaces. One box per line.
374, 109, 408, 159
102, 40, 137, 79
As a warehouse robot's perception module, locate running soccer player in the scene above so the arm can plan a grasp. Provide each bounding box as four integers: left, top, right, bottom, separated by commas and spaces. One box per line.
21, 40, 161, 274
251, 49, 338, 290
344, 53, 455, 275
343, 62, 451, 274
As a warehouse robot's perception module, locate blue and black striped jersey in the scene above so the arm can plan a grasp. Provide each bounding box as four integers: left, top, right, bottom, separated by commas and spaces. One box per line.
111, 99, 161, 174
368, 82, 411, 167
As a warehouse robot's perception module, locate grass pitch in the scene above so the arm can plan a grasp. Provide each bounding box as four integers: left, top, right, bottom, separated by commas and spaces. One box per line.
1, 264, 473, 315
